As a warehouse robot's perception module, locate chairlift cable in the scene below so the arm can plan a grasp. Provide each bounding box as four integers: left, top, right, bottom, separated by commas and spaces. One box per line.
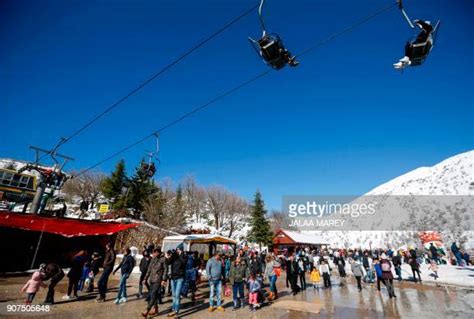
75, 2, 398, 178
38, 3, 259, 162
295, 2, 397, 58
75, 69, 272, 177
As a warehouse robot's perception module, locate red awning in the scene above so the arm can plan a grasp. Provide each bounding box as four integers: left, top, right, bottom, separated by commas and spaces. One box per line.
0, 211, 138, 238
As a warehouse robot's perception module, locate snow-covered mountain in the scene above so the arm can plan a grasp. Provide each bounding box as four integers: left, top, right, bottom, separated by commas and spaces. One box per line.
366, 150, 474, 196
304, 150, 474, 249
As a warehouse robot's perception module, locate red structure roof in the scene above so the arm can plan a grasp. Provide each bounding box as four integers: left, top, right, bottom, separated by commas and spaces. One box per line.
273, 229, 329, 245
0, 210, 138, 238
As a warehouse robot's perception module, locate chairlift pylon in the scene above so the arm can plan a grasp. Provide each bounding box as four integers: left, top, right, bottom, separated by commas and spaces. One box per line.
394, 0, 440, 70
248, 0, 299, 70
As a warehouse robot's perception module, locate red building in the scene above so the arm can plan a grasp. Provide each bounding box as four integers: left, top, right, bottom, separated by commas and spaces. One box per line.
272, 229, 329, 254
0, 210, 138, 272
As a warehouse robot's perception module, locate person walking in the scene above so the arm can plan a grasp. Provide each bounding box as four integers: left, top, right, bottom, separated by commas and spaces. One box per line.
142, 247, 167, 318
319, 260, 331, 289
310, 267, 321, 290
229, 257, 248, 310
248, 273, 261, 312
22, 271, 46, 304
96, 243, 116, 302
206, 252, 225, 312
409, 256, 422, 283
380, 254, 396, 298
41, 263, 65, 305
113, 247, 135, 304
264, 254, 280, 300
373, 258, 385, 291
137, 251, 151, 298
167, 244, 187, 317
297, 255, 307, 290
391, 251, 403, 281
249, 253, 261, 277
451, 242, 463, 266
333, 253, 347, 286
63, 251, 86, 300
286, 254, 299, 295
183, 252, 198, 302
429, 243, 439, 264
350, 259, 365, 292
87, 252, 101, 292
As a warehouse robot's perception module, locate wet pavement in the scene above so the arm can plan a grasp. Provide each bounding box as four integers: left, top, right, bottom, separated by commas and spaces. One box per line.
1, 272, 473, 318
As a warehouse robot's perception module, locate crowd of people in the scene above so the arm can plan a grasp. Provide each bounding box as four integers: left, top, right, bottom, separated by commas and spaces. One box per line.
20, 241, 472, 317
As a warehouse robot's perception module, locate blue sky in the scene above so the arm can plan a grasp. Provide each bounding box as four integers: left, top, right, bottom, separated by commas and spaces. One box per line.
1, 0, 473, 210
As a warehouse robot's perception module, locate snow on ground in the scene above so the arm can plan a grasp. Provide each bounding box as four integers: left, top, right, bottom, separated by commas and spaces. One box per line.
337, 262, 474, 288
409, 264, 474, 288
186, 220, 251, 242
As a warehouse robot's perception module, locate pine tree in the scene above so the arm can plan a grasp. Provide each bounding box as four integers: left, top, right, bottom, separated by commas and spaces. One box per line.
248, 191, 273, 250
126, 163, 158, 217
100, 160, 127, 208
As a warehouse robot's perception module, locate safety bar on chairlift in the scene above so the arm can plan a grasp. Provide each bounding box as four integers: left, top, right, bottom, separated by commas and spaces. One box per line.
397, 0, 415, 29
258, 0, 267, 36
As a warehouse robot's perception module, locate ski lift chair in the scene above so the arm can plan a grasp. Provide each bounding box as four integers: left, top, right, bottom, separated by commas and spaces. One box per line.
140, 162, 156, 179
146, 162, 156, 178
249, 0, 298, 70
395, 0, 440, 69
404, 20, 440, 66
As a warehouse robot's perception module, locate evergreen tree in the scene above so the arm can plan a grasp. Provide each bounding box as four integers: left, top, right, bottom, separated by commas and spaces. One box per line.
125, 162, 158, 217
100, 160, 127, 208
248, 191, 273, 250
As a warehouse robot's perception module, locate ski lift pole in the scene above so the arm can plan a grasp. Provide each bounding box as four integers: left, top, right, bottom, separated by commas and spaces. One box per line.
30, 179, 46, 215
397, 0, 415, 29
258, 0, 267, 36
30, 221, 46, 269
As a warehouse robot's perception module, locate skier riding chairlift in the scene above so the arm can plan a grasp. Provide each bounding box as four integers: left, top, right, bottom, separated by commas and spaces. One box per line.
248, 0, 298, 70
394, 1, 440, 70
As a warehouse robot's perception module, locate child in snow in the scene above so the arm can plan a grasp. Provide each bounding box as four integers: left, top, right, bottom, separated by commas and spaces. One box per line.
21, 271, 47, 304
310, 266, 321, 290
248, 274, 261, 312
428, 260, 439, 280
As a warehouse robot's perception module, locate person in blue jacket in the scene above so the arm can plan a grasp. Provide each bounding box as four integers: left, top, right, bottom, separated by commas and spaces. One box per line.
113, 248, 135, 304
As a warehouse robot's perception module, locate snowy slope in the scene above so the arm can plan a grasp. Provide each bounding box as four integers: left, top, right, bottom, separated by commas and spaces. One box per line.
366, 150, 474, 196
304, 151, 474, 249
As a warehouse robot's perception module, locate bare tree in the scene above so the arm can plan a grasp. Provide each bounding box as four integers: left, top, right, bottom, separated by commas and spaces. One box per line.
182, 175, 207, 222
223, 194, 249, 238
141, 177, 251, 238
142, 178, 186, 233
63, 171, 105, 207
269, 210, 290, 232
207, 185, 229, 230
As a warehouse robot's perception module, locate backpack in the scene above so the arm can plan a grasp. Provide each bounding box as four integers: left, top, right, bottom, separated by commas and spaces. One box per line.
381, 261, 390, 272
274, 266, 281, 277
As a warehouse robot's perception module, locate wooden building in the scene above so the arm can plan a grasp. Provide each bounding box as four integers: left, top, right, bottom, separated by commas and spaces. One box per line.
272, 229, 329, 254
